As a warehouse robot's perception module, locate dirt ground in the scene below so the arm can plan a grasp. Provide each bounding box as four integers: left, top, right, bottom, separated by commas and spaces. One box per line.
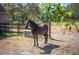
0, 27, 79, 55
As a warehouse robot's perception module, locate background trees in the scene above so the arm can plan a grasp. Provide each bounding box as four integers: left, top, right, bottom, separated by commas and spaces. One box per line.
1, 3, 79, 37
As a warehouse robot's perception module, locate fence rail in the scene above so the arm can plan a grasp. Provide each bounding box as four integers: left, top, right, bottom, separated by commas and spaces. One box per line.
0, 23, 27, 34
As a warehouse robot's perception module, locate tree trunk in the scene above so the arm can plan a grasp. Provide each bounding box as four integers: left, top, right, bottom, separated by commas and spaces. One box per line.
17, 24, 20, 35
4, 23, 7, 33
49, 19, 51, 39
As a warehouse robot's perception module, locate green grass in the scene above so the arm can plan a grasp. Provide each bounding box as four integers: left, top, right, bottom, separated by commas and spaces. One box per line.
3, 32, 16, 37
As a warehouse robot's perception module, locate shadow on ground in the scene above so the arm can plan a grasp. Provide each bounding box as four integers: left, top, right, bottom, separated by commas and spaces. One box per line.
38, 43, 60, 54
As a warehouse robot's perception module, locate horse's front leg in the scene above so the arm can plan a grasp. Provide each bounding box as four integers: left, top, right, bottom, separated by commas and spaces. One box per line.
33, 35, 36, 46
36, 35, 38, 47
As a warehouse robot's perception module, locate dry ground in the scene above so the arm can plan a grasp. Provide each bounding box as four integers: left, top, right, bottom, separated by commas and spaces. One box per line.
0, 26, 79, 55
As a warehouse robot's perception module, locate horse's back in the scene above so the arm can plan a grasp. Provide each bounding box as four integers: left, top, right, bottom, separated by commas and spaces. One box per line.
40, 23, 48, 29
39, 23, 48, 32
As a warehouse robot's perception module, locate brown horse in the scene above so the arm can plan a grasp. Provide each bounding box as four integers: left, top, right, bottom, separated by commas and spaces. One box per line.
25, 18, 48, 47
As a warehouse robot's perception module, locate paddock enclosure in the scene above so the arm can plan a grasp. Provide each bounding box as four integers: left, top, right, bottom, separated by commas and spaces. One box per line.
0, 3, 79, 55
0, 19, 79, 55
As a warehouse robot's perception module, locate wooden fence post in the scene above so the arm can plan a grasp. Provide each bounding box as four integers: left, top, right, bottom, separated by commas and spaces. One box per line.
17, 24, 20, 35
4, 23, 7, 33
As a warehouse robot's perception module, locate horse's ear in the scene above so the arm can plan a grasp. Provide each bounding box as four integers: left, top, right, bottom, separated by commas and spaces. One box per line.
28, 18, 30, 20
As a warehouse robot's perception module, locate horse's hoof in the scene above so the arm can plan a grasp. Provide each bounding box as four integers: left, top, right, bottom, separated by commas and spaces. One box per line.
44, 43, 48, 46
44, 42, 47, 44
34, 46, 37, 48
33, 44, 36, 46
37, 45, 39, 47
33, 45, 39, 47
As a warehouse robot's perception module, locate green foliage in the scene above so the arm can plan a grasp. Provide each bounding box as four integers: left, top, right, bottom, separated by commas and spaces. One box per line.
39, 3, 73, 23
2, 3, 40, 24
1, 3, 75, 24
66, 11, 73, 17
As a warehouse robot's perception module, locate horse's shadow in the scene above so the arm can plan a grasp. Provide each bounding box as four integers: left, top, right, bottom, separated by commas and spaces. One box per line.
38, 43, 60, 54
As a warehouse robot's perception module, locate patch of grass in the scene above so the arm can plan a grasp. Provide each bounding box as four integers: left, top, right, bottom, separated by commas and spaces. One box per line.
3, 32, 16, 37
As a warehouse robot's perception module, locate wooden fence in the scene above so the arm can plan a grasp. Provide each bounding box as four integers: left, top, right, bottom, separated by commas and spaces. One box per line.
0, 23, 26, 34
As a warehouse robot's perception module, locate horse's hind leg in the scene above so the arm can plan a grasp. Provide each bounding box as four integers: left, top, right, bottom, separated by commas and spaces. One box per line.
44, 33, 48, 44
44, 26, 48, 44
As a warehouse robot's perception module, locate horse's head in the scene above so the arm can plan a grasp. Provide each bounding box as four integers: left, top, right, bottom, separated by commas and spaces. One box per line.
24, 18, 31, 29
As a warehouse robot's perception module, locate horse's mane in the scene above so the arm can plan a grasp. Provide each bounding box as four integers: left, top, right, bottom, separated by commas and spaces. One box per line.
29, 19, 39, 29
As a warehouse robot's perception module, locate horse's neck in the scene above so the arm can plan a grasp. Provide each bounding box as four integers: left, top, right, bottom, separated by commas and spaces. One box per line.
30, 21, 39, 31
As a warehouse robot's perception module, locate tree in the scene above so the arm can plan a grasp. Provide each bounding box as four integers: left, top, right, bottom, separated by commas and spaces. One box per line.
65, 3, 79, 32
2, 3, 40, 24
39, 3, 67, 38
